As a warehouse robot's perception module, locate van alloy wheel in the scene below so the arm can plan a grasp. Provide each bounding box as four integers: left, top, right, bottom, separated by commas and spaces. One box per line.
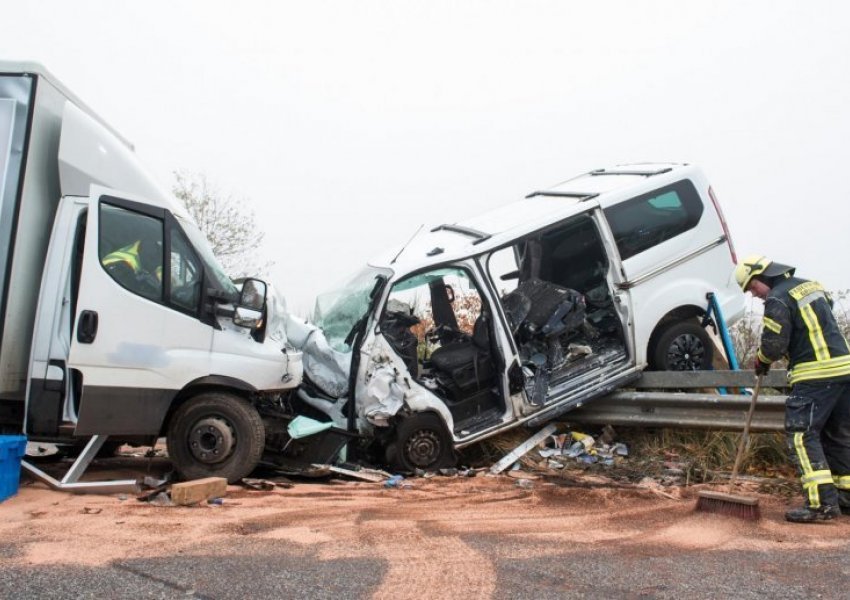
649, 320, 713, 371
666, 333, 706, 371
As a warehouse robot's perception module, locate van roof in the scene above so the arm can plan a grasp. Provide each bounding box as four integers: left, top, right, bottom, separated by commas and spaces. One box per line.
370, 162, 700, 272
0, 60, 133, 149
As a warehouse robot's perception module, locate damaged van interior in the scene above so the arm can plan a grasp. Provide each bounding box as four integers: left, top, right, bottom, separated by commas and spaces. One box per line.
380, 267, 506, 435
487, 212, 629, 407
378, 211, 630, 438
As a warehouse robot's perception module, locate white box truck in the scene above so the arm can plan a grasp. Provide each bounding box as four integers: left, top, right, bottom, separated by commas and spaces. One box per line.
0, 62, 305, 487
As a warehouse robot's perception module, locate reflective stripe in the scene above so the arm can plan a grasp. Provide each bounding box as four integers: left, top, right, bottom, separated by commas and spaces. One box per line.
793, 355, 850, 373
789, 354, 850, 384
102, 241, 141, 272
789, 281, 826, 301
801, 470, 833, 486
793, 432, 821, 507
757, 349, 772, 364
800, 304, 829, 362
763, 317, 782, 335
832, 475, 850, 490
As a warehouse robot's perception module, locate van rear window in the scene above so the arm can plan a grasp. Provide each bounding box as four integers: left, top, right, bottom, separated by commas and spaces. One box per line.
603, 180, 703, 260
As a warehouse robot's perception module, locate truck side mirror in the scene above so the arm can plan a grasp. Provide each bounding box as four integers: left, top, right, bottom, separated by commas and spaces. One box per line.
233, 278, 267, 329
239, 278, 267, 311
233, 306, 263, 329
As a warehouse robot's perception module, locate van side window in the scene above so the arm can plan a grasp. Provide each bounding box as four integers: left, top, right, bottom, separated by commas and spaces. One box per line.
99, 203, 164, 302
169, 226, 203, 313
603, 180, 703, 260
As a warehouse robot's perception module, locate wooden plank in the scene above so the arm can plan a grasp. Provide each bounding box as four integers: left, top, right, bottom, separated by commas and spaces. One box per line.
170, 477, 227, 506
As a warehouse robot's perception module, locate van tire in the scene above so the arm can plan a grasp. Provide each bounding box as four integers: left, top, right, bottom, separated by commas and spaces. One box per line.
649, 320, 713, 371
166, 392, 264, 483
392, 412, 455, 472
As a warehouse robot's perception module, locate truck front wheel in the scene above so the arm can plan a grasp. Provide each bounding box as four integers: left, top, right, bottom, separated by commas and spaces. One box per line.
166, 392, 264, 483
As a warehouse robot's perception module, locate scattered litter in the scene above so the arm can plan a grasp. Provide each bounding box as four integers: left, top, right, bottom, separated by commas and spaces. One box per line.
143, 475, 168, 488
81, 507, 102, 514
533, 428, 630, 471
25, 442, 60, 458
241, 478, 276, 491
515, 479, 534, 490
207, 497, 224, 506
117, 494, 128, 501
384, 475, 413, 489
439, 468, 458, 477
148, 492, 173, 507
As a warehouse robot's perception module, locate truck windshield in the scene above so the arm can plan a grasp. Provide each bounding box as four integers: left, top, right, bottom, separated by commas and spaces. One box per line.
314, 266, 389, 352
176, 216, 239, 296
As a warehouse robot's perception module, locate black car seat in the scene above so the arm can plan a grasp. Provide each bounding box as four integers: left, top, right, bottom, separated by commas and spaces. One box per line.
428, 313, 494, 391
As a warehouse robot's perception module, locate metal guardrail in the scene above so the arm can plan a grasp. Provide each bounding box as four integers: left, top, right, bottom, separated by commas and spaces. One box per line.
565, 370, 788, 432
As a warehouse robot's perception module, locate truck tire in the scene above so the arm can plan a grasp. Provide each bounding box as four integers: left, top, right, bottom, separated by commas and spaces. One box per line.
649, 320, 713, 371
392, 412, 455, 472
166, 392, 264, 483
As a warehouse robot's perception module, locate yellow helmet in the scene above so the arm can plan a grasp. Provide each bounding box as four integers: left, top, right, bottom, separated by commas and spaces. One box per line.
734, 254, 795, 291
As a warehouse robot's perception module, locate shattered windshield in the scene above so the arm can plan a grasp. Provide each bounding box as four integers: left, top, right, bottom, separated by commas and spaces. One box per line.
314, 266, 389, 352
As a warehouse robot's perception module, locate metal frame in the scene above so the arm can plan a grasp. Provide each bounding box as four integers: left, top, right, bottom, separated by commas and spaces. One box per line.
21, 434, 139, 494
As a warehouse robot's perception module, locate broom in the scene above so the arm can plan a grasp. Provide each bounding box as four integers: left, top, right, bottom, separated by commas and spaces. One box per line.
695, 374, 763, 520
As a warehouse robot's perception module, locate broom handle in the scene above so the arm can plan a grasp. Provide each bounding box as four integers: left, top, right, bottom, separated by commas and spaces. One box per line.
728, 374, 763, 491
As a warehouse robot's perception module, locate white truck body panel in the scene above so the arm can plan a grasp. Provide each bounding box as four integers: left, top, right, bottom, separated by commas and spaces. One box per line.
0, 62, 302, 445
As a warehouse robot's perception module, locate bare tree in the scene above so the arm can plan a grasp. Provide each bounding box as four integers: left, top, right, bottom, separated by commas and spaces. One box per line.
172, 171, 271, 279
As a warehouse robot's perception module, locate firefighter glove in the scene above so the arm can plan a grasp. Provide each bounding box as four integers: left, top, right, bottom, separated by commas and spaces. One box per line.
754, 357, 771, 376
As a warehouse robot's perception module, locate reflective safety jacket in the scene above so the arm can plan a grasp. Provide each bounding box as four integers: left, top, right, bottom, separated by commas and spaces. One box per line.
757, 276, 850, 385
102, 241, 142, 272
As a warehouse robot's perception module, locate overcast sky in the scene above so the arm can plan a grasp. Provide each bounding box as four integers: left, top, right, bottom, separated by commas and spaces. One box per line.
2, 1, 849, 314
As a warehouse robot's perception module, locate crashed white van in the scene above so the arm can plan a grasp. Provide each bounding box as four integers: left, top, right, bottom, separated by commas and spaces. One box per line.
289, 163, 745, 471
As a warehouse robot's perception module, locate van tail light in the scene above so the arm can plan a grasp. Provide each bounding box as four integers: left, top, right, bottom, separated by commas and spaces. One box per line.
708, 186, 737, 264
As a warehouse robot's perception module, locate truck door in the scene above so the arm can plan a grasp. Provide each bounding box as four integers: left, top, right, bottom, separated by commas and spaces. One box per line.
68, 186, 213, 436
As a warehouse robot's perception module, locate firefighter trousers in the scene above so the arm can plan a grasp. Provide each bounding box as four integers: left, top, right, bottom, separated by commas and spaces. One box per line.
785, 380, 850, 509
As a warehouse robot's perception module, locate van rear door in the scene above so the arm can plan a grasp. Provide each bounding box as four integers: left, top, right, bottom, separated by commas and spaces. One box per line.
68, 186, 213, 436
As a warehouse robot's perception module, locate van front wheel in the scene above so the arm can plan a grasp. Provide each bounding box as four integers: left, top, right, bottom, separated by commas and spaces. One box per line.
166, 393, 264, 483
649, 320, 713, 371
392, 413, 455, 472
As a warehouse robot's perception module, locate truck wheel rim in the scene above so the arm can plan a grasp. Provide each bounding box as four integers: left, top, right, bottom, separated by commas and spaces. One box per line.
666, 333, 705, 370
189, 416, 236, 464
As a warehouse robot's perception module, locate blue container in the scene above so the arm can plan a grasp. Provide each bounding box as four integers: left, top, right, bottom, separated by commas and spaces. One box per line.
0, 435, 27, 503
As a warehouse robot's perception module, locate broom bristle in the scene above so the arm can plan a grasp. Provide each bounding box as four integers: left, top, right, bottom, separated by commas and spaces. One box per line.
695, 490, 761, 521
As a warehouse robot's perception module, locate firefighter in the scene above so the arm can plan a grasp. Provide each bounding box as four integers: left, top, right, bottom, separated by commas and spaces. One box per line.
101, 238, 163, 298
735, 254, 850, 522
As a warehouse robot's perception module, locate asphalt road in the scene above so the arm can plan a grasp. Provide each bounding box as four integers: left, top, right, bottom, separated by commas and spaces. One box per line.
3, 535, 849, 599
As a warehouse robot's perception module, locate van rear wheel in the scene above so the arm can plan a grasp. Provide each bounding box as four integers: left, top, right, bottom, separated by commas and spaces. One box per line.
166, 392, 264, 483
650, 320, 713, 371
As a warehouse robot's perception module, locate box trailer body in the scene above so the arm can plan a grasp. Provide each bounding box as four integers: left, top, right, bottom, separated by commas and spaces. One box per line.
0, 63, 303, 482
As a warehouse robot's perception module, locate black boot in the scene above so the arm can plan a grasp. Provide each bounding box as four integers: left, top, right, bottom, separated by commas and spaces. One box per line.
785, 505, 841, 523
838, 491, 850, 515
